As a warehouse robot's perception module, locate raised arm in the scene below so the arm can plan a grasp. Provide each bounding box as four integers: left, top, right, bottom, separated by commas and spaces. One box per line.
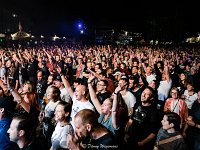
57, 67, 74, 98
6, 79, 31, 113
87, 68, 105, 81
43, 48, 52, 59
87, 74, 102, 114
163, 61, 170, 82
10, 88, 31, 113
112, 86, 121, 129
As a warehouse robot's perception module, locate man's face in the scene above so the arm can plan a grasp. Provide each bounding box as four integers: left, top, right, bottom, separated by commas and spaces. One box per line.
96, 81, 105, 92
132, 67, 138, 74
7, 119, 20, 143
74, 117, 89, 141
37, 72, 43, 81
74, 85, 84, 101
141, 88, 152, 103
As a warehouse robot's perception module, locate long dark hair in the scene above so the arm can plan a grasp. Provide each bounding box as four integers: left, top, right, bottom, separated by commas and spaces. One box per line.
116, 92, 129, 126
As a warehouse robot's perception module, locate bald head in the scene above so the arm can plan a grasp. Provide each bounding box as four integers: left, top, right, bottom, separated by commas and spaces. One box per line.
75, 85, 87, 101
75, 109, 98, 126
77, 85, 86, 92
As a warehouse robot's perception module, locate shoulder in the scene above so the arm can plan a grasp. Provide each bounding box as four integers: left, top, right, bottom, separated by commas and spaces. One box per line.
95, 132, 116, 146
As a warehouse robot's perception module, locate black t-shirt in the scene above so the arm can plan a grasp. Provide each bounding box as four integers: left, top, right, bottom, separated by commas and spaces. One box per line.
96, 92, 111, 104
36, 79, 47, 99
85, 132, 118, 150
130, 102, 160, 148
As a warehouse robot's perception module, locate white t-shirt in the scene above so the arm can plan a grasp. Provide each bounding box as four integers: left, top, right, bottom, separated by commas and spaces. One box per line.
157, 79, 172, 101
121, 91, 136, 116
0, 66, 6, 78
183, 90, 198, 109
45, 100, 60, 118
146, 74, 156, 83
51, 122, 74, 150
70, 94, 95, 129
60, 88, 71, 103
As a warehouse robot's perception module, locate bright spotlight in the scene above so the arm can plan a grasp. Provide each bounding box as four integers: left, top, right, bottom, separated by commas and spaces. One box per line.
78, 24, 82, 28
80, 30, 84, 34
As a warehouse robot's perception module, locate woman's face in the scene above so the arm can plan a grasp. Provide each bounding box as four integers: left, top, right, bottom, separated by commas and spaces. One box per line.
46, 87, 54, 100
54, 104, 66, 122
171, 89, 178, 99
187, 84, 194, 91
6, 60, 12, 68
101, 99, 112, 114
180, 73, 186, 80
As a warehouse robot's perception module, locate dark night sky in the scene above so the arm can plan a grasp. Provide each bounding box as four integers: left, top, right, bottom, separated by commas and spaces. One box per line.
1, 0, 199, 36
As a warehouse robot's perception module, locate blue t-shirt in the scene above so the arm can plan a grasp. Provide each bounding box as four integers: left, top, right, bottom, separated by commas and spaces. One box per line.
98, 114, 118, 135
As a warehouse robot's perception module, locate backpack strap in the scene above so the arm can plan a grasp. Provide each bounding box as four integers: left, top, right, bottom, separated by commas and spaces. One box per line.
158, 134, 183, 145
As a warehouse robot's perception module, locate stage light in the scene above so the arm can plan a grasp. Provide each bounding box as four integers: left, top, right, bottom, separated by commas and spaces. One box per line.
80, 30, 84, 34
78, 24, 82, 29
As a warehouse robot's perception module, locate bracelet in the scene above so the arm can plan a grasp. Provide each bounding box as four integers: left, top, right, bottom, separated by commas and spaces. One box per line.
60, 74, 63, 76
114, 92, 117, 95
9, 88, 14, 92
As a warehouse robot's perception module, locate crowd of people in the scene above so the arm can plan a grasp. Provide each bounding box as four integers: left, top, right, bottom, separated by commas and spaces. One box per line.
0, 44, 200, 150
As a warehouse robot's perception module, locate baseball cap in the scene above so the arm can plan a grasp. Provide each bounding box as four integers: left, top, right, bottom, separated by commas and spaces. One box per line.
113, 71, 122, 76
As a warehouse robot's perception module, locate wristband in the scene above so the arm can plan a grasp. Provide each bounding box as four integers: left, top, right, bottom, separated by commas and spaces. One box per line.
9, 87, 14, 92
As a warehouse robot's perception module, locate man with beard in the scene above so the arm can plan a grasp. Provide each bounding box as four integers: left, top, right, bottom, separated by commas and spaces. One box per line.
125, 86, 160, 150
66, 109, 117, 150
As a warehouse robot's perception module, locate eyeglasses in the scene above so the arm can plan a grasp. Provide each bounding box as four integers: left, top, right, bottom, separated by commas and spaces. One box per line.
171, 92, 178, 94
97, 84, 105, 86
